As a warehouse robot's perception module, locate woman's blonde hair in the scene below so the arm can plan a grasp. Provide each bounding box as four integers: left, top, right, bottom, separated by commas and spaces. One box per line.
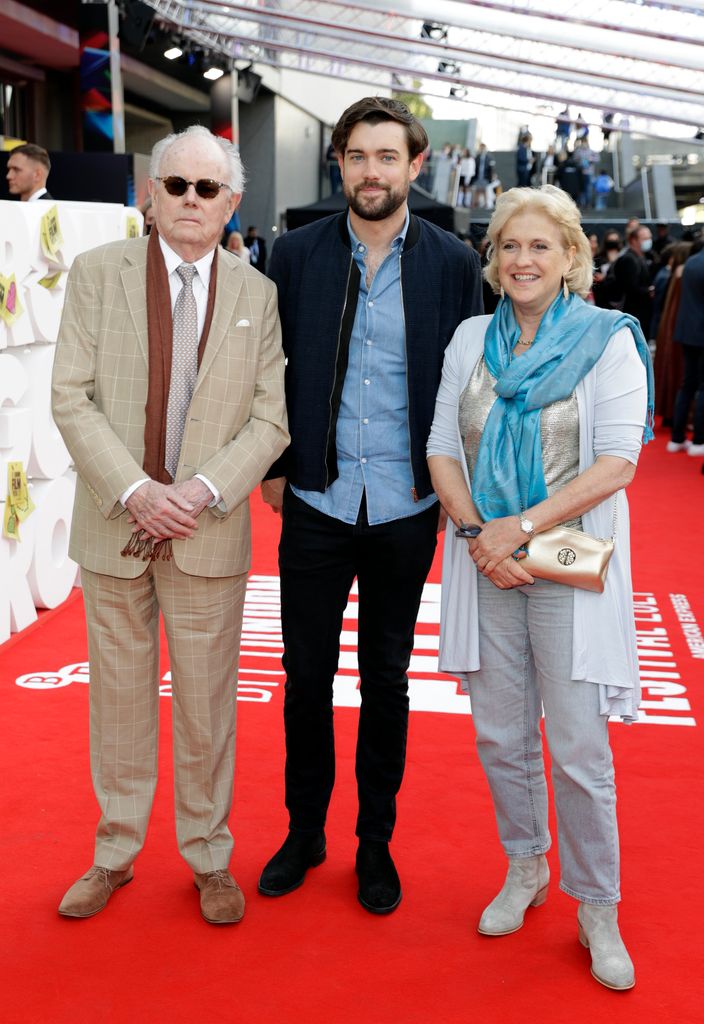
483, 184, 593, 298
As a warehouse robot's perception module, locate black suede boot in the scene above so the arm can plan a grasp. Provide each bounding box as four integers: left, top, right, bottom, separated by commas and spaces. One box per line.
258, 831, 326, 896
356, 840, 401, 915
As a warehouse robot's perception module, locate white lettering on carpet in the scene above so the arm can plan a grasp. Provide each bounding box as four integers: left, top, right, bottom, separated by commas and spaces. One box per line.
14, 579, 698, 725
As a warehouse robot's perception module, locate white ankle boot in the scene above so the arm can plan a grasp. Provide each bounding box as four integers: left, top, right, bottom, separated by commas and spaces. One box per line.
577, 903, 635, 990
478, 855, 549, 936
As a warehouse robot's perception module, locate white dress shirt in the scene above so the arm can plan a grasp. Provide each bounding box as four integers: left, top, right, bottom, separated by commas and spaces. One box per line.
120, 237, 220, 506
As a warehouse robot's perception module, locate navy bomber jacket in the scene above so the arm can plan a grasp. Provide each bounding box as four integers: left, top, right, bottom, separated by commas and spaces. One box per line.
265, 211, 483, 501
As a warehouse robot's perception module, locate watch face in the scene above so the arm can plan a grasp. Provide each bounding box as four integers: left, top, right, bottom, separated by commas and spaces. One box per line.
521, 518, 534, 534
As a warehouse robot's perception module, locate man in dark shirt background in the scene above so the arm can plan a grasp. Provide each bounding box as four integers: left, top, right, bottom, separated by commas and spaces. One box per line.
244, 224, 267, 274
614, 224, 654, 336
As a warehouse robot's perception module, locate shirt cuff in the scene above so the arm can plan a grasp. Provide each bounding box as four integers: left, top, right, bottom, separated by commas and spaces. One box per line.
195, 474, 221, 507
120, 478, 150, 506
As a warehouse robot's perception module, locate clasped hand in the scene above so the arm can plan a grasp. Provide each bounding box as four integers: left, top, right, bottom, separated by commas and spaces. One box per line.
467, 515, 534, 590
125, 479, 212, 539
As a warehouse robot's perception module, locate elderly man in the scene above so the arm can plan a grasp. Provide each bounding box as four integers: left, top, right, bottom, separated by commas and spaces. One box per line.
258, 97, 482, 914
51, 125, 288, 924
6, 143, 53, 201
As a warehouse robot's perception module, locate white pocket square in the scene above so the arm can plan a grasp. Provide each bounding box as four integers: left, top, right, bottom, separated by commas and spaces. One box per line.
235, 318, 250, 327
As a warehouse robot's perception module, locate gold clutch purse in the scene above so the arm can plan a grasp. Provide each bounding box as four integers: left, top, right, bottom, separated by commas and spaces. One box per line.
521, 525, 614, 593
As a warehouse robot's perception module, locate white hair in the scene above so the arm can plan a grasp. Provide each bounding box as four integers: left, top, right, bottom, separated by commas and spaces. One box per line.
149, 124, 245, 194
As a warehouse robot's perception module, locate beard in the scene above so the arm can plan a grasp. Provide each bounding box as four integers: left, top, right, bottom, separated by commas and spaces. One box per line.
344, 178, 408, 222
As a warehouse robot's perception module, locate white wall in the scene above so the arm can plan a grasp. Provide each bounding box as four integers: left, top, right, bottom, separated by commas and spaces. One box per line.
259, 65, 385, 129
275, 94, 322, 212
0, 200, 141, 643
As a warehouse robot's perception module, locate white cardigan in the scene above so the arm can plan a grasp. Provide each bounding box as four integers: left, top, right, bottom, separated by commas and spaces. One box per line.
427, 315, 648, 722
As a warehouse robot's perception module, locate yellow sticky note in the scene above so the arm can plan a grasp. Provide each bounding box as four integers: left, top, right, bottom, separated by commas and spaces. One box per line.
40, 204, 64, 261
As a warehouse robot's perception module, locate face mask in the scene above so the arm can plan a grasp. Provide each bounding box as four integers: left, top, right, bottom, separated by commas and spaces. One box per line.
640, 238, 653, 253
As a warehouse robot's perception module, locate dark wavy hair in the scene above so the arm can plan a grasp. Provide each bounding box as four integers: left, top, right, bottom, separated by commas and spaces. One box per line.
331, 97, 428, 160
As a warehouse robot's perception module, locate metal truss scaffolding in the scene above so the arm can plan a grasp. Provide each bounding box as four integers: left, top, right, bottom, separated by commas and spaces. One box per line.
144, 0, 704, 131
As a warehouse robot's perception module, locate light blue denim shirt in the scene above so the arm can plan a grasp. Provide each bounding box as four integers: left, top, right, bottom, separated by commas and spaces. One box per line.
292, 211, 437, 525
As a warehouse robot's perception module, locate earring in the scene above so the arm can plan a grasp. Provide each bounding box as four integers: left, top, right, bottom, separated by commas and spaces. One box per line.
500, 285, 505, 299
562, 278, 569, 300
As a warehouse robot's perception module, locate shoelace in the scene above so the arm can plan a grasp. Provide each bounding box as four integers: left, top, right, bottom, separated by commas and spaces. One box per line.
94, 866, 113, 890
204, 870, 234, 891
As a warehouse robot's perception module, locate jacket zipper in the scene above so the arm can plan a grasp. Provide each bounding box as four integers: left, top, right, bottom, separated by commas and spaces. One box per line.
324, 254, 354, 489
398, 253, 418, 501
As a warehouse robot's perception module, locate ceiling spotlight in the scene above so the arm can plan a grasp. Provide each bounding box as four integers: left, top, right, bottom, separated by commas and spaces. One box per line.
450, 87, 467, 99
438, 60, 460, 75
421, 22, 448, 42
164, 46, 182, 60
203, 66, 225, 80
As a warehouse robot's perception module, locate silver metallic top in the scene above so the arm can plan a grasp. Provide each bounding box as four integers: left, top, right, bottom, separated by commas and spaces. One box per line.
459, 354, 583, 529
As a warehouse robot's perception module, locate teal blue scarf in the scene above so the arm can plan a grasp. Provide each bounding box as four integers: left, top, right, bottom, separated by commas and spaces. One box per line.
472, 292, 654, 522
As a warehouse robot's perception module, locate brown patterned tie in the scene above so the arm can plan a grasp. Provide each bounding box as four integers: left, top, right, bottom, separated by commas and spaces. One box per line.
165, 263, 198, 479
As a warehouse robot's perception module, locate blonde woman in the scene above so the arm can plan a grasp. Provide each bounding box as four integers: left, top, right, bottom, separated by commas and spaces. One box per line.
427, 185, 653, 990
226, 230, 251, 263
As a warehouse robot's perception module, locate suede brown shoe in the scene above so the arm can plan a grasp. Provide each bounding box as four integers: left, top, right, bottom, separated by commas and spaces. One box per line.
58, 865, 134, 918
194, 870, 245, 925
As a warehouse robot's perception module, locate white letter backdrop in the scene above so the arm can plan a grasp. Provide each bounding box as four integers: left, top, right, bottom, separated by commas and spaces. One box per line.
0, 201, 141, 642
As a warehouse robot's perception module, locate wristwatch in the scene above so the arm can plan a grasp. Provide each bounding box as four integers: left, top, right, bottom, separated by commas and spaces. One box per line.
455, 521, 482, 539
519, 514, 535, 538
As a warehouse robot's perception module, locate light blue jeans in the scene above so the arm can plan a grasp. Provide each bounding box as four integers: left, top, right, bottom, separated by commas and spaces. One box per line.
469, 575, 620, 905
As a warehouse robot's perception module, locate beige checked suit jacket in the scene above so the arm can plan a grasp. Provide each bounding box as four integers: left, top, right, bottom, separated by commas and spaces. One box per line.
52, 236, 289, 579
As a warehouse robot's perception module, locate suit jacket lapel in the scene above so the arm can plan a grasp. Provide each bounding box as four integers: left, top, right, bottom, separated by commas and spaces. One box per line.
194, 255, 244, 393
120, 243, 149, 367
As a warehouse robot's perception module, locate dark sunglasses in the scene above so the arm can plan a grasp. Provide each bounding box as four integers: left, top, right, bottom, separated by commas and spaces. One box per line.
156, 176, 231, 199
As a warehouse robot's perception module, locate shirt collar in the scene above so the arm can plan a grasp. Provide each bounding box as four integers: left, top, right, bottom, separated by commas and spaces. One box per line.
28, 187, 47, 201
158, 234, 215, 286
346, 208, 410, 256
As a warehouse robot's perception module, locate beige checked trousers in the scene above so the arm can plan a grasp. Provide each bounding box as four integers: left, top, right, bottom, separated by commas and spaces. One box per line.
81, 559, 247, 874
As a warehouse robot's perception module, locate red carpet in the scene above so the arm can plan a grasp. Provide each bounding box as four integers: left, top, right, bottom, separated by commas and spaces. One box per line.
2, 427, 703, 1023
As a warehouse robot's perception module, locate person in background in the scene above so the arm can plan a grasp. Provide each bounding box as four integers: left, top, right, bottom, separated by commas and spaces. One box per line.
539, 145, 557, 187
613, 225, 655, 336
427, 184, 652, 992
257, 96, 483, 916
653, 223, 674, 259
650, 243, 674, 342
668, 239, 704, 455
471, 142, 494, 207
139, 197, 156, 235
595, 230, 622, 274
6, 143, 53, 201
457, 148, 476, 207
575, 139, 597, 208
592, 230, 624, 309
602, 111, 615, 146
51, 125, 288, 926
593, 169, 614, 212
555, 108, 571, 152
654, 241, 692, 427
516, 133, 534, 187
555, 150, 582, 206
244, 224, 267, 273
226, 230, 251, 263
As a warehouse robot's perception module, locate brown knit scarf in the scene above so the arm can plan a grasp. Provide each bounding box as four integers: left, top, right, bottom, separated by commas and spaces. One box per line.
121, 227, 218, 563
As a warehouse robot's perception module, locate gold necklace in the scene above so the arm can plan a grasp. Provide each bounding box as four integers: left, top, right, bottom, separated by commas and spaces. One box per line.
516, 335, 534, 346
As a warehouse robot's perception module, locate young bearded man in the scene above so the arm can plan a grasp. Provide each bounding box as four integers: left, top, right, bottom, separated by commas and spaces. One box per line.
258, 97, 483, 914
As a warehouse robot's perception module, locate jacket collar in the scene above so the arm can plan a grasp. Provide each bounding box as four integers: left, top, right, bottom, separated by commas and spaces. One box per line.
336, 209, 421, 253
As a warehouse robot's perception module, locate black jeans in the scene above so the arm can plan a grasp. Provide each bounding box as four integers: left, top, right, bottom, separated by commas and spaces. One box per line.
279, 488, 438, 842
672, 344, 704, 444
